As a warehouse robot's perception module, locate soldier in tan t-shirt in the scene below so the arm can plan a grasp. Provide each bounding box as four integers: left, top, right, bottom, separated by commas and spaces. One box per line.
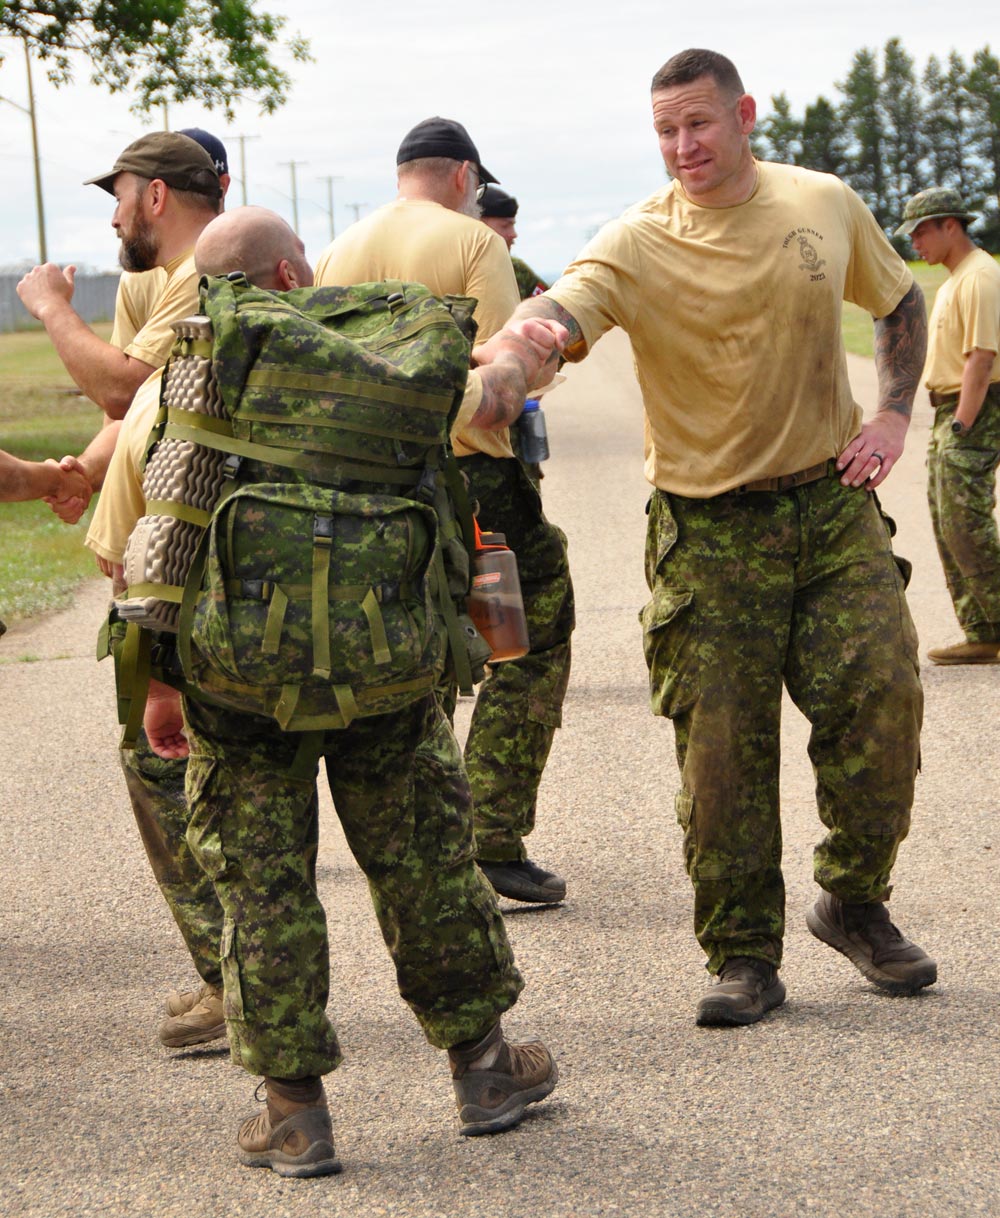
316, 117, 576, 907
897, 187, 1000, 664
18, 132, 229, 1054
479, 48, 936, 1025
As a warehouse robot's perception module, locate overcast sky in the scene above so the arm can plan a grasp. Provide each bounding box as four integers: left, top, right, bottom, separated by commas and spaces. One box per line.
0, 0, 995, 278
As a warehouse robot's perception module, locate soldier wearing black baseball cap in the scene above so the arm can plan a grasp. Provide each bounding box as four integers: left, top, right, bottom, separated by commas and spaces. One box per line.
314, 114, 574, 909
396, 116, 498, 185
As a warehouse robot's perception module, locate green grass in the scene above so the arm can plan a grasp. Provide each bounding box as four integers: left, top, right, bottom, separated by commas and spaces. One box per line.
0, 325, 111, 629
841, 261, 949, 358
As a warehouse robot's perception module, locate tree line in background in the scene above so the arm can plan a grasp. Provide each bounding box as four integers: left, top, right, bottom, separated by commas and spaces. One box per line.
753, 38, 1000, 253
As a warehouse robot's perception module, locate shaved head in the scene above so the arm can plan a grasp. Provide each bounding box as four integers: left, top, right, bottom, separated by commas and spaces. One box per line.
195, 206, 313, 290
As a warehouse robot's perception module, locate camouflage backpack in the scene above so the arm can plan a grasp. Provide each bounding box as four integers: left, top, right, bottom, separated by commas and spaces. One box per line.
113, 273, 488, 743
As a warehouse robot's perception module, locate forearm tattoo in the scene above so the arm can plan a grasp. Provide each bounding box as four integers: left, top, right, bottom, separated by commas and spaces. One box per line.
514, 296, 585, 352
873, 282, 927, 418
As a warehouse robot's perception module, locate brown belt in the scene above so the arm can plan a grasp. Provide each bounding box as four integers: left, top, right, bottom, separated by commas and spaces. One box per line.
731, 460, 832, 495
929, 390, 957, 407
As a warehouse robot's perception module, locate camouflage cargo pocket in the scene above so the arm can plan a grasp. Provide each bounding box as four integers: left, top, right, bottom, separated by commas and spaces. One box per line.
639, 585, 699, 719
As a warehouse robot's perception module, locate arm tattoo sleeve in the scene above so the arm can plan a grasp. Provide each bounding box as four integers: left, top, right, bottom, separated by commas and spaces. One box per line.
513, 296, 586, 353
873, 282, 927, 418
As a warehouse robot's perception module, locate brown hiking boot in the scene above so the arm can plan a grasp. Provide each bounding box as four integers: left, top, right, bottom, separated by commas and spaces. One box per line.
448, 1022, 558, 1136
696, 956, 786, 1027
926, 639, 1000, 665
237, 1080, 341, 1178
806, 891, 937, 994
164, 981, 221, 1018
158, 982, 226, 1048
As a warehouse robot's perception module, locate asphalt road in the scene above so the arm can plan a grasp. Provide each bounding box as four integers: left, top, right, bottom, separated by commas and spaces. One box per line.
2, 330, 998, 1217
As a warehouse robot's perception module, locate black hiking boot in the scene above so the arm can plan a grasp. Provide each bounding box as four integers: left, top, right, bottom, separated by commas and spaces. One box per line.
478, 858, 566, 904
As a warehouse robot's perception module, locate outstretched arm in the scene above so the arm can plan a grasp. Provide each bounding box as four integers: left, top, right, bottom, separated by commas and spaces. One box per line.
17, 265, 154, 418
837, 282, 927, 490
0, 449, 90, 504
469, 317, 569, 429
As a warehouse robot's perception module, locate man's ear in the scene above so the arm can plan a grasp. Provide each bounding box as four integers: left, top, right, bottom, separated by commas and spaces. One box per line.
146, 179, 169, 216
737, 93, 757, 136
276, 258, 299, 290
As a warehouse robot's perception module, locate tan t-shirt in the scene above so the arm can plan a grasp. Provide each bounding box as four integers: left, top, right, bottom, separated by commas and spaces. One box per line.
109, 268, 168, 351
122, 252, 199, 371
314, 198, 519, 458
86, 370, 162, 564
547, 160, 912, 497
923, 247, 1000, 395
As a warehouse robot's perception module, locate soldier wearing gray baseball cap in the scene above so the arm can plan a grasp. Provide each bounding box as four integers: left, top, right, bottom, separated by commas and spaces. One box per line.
895, 187, 978, 237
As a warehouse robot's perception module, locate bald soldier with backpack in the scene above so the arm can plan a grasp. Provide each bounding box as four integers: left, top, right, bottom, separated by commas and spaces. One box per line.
93, 206, 564, 1178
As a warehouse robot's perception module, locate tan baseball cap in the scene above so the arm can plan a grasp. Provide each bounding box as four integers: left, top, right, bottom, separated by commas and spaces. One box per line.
84, 132, 222, 199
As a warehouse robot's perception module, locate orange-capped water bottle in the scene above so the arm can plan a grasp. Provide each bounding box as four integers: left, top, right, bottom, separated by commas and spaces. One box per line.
467, 519, 530, 662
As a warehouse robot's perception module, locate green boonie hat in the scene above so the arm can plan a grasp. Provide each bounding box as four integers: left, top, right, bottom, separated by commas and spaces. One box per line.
84, 132, 222, 199
895, 187, 977, 236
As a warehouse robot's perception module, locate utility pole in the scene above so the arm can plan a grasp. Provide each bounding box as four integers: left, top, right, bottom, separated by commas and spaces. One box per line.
346, 202, 368, 225
279, 159, 309, 233
0, 39, 48, 262
317, 175, 343, 240
232, 134, 260, 206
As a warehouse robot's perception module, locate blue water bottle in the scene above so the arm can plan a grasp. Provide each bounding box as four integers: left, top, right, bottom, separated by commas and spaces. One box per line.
517, 398, 550, 464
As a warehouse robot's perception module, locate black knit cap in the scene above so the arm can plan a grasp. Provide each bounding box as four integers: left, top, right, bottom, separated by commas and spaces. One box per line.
396, 116, 498, 184
479, 184, 518, 218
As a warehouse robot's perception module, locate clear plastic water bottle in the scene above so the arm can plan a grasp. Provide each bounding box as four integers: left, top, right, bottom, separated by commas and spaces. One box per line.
517, 398, 550, 464
467, 526, 530, 662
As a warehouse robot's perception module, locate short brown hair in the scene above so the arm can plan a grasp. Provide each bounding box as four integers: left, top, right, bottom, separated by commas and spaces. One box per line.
651, 49, 744, 97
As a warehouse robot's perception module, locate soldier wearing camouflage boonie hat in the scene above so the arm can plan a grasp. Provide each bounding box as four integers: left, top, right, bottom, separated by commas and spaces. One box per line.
895, 187, 977, 236
898, 185, 1000, 665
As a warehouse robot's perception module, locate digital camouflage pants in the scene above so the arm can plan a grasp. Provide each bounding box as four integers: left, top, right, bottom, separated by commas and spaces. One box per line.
120, 735, 223, 987
927, 384, 1000, 642
453, 455, 575, 862
641, 471, 923, 973
182, 692, 523, 1080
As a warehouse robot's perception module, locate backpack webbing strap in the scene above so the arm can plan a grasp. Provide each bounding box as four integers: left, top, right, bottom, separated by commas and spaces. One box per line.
226, 579, 415, 603
432, 545, 474, 696
289, 730, 325, 780
163, 419, 423, 488
273, 681, 360, 731
117, 622, 153, 750
144, 499, 213, 529
311, 521, 333, 678
125, 582, 185, 603
177, 530, 211, 680
260, 585, 287, 655
360, 587, 391, 665
244, 368, 456, 416
442, 452, 477, 564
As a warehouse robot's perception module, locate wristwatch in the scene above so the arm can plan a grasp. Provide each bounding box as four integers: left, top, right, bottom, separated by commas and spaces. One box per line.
952, 419, 968, 436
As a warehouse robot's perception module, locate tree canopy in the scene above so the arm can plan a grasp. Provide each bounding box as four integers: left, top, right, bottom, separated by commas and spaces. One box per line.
753, 39, 1000, 251
0, 0, 310, 116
